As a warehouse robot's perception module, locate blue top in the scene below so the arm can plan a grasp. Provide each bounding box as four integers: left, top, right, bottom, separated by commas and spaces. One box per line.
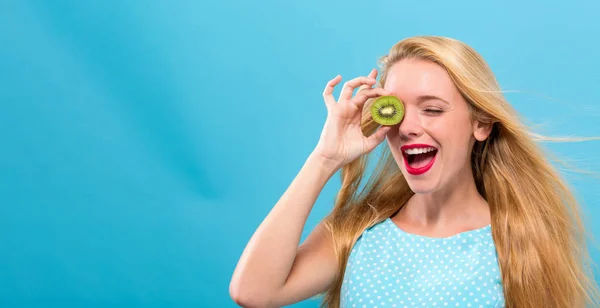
341, 217, 505, 307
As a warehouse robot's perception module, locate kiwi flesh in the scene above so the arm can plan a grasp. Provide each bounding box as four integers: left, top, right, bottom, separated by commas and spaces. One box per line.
370, 96, 404, 125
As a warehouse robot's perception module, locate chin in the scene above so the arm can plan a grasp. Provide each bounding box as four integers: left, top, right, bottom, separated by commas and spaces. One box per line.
406, 182, 439, 195
401, 169, 444, 195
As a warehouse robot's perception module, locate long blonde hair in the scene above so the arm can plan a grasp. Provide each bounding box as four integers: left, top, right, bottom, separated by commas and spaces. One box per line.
317, 36, 600, 308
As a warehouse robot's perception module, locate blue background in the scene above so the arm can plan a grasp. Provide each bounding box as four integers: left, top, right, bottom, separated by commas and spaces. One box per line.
1, 0, 599, 307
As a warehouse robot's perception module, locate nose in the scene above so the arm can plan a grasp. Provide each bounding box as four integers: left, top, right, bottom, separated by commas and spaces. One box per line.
398, 107, 423, 139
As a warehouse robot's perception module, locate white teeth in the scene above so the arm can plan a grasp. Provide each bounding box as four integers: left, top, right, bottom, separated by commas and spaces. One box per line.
404, 147, 436, 155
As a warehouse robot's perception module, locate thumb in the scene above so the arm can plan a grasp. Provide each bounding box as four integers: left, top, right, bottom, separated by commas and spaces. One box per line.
364, 126, 391, 152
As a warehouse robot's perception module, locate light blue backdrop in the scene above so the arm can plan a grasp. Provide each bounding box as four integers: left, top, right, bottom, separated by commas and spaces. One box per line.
1, 1, 599, 307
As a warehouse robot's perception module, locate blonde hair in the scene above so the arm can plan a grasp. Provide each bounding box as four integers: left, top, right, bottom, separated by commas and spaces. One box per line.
317, 36, 600, 308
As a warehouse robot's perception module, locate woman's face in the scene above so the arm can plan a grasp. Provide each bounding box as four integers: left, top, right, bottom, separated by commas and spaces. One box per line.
384, 59, 490, 194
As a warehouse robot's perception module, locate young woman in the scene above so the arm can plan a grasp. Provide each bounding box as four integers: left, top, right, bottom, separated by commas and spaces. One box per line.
229, 36, 600, 307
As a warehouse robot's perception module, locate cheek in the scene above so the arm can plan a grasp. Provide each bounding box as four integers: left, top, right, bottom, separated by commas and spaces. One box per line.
385, 130, 404, 159
385, 134, 397, 156
423, 115, 472, 152
421, 116, 453, 141
385, 126, 400, 142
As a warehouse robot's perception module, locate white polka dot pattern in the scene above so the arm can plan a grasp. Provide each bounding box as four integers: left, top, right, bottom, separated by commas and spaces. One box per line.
340, 218, 505, 308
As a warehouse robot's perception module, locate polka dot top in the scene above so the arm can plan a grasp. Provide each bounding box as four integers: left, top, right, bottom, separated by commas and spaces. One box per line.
341, 217, 505, 308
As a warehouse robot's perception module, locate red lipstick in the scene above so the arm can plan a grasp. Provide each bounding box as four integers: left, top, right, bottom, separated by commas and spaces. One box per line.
400, 144, 438, 175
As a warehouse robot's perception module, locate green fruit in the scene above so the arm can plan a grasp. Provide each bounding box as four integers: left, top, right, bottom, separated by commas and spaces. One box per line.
370, 96, 404, 125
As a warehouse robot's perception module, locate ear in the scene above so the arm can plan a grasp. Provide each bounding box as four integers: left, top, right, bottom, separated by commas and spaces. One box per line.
473, 120, 493, 142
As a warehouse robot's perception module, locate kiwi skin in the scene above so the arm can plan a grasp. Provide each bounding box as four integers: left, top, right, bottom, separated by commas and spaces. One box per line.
370, 96, 404, 126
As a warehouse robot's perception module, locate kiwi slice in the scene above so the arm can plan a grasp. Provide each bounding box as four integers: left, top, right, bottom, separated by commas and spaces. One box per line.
370, 96, 404, 125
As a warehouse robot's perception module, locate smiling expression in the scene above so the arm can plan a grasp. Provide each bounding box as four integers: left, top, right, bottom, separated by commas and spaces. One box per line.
383, 59, 490, 194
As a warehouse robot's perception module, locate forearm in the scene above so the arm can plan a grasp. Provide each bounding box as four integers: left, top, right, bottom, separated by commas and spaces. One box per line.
230, 153, 339, 301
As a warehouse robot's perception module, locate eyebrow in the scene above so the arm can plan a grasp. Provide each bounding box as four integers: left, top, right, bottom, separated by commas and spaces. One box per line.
415, 95, 450, 106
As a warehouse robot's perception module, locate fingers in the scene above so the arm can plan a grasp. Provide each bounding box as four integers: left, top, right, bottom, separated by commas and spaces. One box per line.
339, 76, 376, 103
368, 68, 378, 79
322, 75, 342, 108
322, 70, 381, 109
351, 87, 393, 109
365, 125, 392, 153
356, 69, 379, 94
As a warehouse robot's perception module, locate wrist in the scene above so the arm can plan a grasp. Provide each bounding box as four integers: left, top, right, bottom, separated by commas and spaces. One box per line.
307, 152, 342, 175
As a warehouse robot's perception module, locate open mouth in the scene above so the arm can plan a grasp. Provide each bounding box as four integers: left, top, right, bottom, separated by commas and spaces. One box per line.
402, 147, 438, 175
406, 149, 438, 168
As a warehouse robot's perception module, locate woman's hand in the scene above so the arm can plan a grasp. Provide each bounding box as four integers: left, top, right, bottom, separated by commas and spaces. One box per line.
312, 69, 393, 170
